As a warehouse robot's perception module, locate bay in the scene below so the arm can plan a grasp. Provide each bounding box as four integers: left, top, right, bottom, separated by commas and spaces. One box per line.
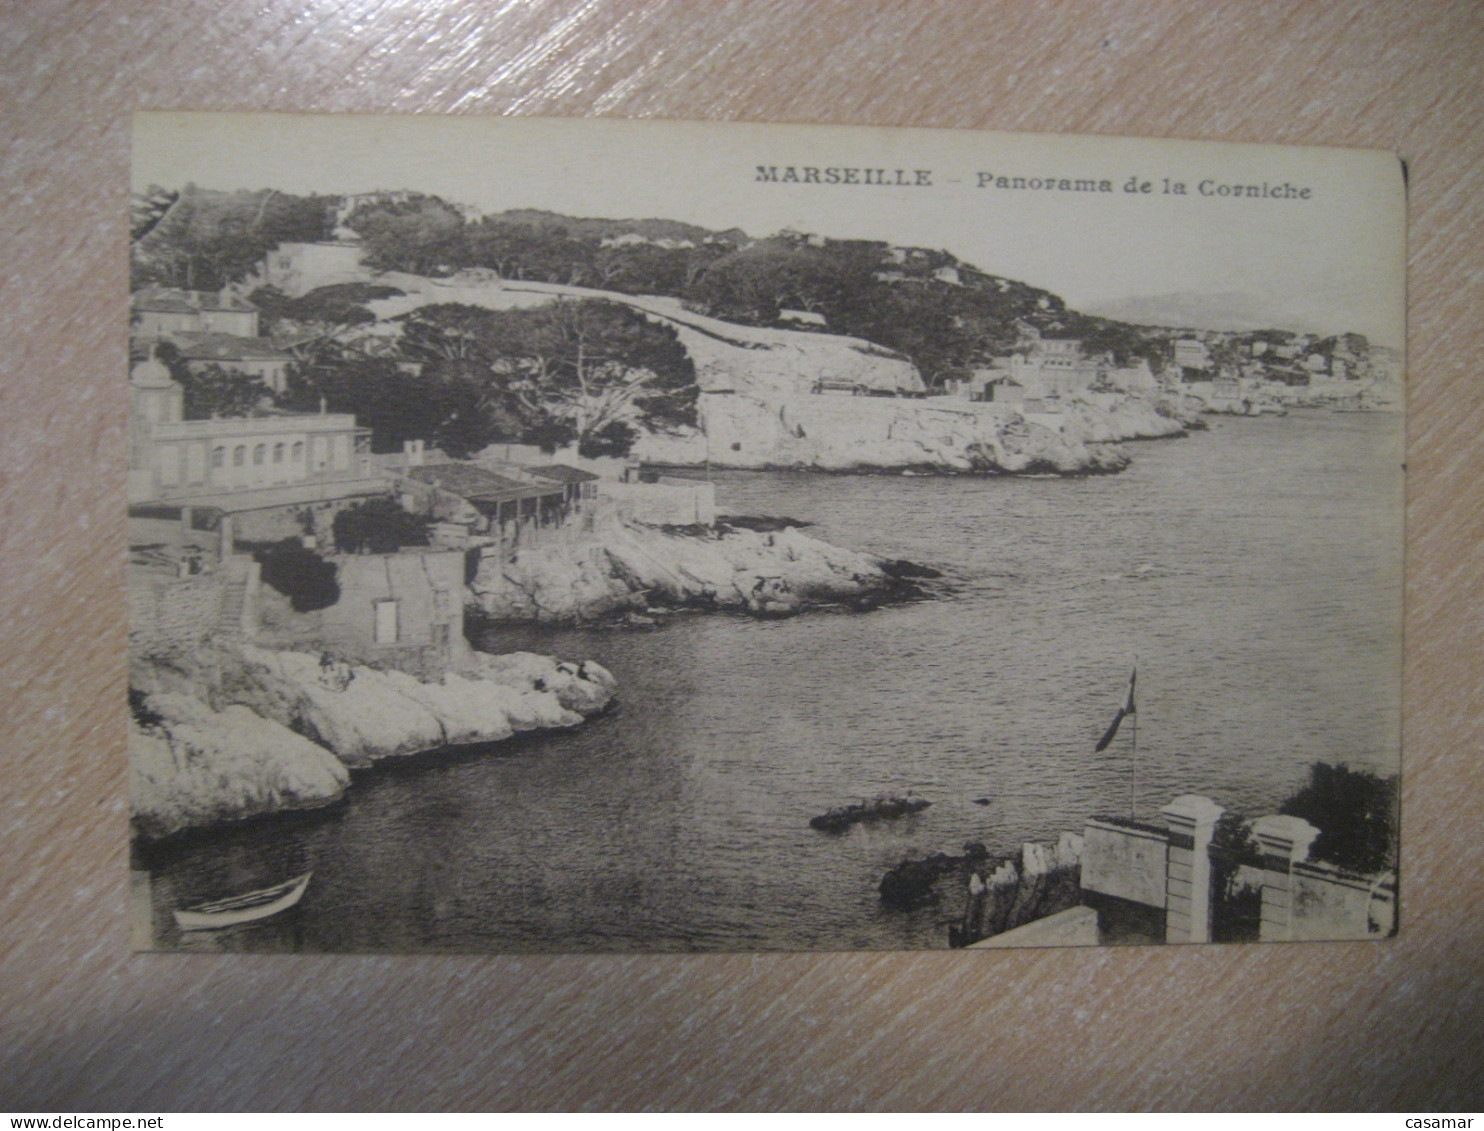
143, 410, 1403, 952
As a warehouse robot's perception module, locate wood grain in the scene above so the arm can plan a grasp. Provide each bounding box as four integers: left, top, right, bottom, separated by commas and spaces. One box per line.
2, 0, 1482, 1111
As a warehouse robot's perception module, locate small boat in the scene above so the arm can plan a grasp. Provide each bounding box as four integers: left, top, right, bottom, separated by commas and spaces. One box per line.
810, 793, 930, 834
174, 872, 312, 931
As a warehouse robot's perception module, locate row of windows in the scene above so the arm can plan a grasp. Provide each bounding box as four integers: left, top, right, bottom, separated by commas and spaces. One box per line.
209, 441, 308, 468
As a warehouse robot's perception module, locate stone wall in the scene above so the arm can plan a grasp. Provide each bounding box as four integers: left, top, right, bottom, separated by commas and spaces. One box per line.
1074, 798, 1396, 945
317, 550, 468, 670
1291, 862, 1397, 940
128, 573, 224, 657
1081, 817, 1170, 908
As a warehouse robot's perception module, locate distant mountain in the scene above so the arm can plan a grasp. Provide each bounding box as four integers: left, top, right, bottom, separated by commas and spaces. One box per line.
1081, 292, 1325, 336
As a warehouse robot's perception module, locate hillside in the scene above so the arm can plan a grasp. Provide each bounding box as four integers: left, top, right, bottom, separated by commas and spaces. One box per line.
484, 209, 743, 246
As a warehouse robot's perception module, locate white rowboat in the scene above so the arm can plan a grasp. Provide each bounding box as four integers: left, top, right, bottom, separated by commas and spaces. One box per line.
173, 872, 312, 931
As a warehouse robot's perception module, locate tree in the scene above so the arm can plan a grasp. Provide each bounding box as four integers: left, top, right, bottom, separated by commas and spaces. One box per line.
1278, 762, 1399, 874
251, 283, 406, 372
688, 243, 842, 322
344, 195, 467, 275
286, 356, 497, 457
398, 299, 697, 456
255, 540, 340, 613
177, 364, 274, 419
332, 497, 430, 554
152, 343, 272, 419
131, 185, 334, 290
578, 420, 638, 459
502, 299, 697, 444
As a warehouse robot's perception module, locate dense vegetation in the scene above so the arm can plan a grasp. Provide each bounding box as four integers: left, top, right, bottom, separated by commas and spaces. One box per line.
332, 497, 430, 555
1278, 761, 1399, 874
132, 186, 1377, 458
267, 294, 697, 458
339, 195, 1171, 384
1215, 761, 1399, 876
131, 184, 336, 291
150, 340, 273, 420
255, 539, 341, 613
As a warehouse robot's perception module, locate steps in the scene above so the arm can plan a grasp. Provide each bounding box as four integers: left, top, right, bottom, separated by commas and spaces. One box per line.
216, 556, 251, 638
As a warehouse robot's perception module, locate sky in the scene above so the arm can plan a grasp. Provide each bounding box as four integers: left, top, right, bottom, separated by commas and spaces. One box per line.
134, 113, 1407, 347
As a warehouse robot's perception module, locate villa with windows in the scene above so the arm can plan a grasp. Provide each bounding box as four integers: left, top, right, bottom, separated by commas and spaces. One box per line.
127, 349, 385, 516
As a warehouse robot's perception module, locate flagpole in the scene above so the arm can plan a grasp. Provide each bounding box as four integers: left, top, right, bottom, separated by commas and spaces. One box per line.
1130, 658, 1139, 818
1129, 695, 1138, 818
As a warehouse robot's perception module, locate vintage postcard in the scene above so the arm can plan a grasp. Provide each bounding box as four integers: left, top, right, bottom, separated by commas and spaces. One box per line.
128, 113, 1404, 952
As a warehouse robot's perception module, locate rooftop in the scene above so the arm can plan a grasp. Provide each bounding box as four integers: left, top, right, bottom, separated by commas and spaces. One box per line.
404, 463, 564, 505
165, 332, 292, 362
131, 287, 258, 314
151, 413, 366, 439
523, 464, 602, 484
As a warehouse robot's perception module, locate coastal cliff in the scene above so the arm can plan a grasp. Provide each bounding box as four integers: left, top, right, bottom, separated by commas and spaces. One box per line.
469, 514, 936, 623
633, 390, 1195, 475
130, 643, 616, 840
364, 272, 1193, 477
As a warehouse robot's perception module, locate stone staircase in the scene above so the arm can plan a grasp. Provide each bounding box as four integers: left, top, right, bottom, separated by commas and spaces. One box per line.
216, 556, 251, 638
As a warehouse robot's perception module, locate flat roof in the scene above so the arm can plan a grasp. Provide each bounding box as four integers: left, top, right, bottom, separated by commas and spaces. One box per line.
404, 463, 565, 505
151, 414, 366, 439
524, 464, 602, 484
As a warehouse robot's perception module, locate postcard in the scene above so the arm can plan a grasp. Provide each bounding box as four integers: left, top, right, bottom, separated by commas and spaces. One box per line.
128, 113, 1404, 951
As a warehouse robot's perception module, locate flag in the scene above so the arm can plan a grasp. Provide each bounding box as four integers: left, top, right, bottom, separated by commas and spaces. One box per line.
1094, 668, 1137, 752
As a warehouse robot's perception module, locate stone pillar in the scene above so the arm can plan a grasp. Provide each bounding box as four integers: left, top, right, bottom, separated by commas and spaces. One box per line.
1160, 795, 1224, 944
1251, 814, 1320, 942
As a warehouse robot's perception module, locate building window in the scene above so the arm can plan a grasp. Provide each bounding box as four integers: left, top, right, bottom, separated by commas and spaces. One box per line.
292, 441, 304, 462
211, 447, 225, 468
273, 442, 285, 463
373, 599, 400, 645
233, 445, 246, 467
253, 444, 266, 465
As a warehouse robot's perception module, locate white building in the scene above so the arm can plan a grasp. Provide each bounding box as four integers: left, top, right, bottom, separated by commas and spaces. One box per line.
131, 288, 260, 337
253, 242, 371, 297
1174, 339, 1210, 370
128, 351, 382, 513
166, 332, 294, 393
1009, 337, 1103, 398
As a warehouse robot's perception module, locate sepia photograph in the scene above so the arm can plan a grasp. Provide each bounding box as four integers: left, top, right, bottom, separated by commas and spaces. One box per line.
127, 113, 1404, 953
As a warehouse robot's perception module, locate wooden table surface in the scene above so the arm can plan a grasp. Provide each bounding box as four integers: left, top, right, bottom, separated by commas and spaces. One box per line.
3, 0, 1482, 1111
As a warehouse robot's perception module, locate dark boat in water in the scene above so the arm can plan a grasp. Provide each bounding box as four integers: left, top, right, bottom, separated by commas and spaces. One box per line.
810, 793, 930, 834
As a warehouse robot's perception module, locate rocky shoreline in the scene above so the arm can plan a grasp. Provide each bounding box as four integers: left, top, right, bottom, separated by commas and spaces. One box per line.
636, 390, 1200, 477
469, 513, 946, 625
129, 642, 616, 841
876, 834, 1086, 947
131, 512, 944, 841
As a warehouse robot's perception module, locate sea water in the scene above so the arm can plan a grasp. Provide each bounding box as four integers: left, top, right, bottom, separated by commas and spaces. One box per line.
144, 411, 1403, 952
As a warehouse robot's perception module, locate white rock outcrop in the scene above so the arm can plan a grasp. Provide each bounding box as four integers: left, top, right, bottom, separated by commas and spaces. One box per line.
131, 693, 351, 841
357, 271, 1188, 476
130, 643, 617, 838
634, 392, 1157, 475
470, 515, 915, 622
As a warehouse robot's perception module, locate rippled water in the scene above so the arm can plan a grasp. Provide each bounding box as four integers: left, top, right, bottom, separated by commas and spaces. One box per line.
143, 411, 1403, 952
